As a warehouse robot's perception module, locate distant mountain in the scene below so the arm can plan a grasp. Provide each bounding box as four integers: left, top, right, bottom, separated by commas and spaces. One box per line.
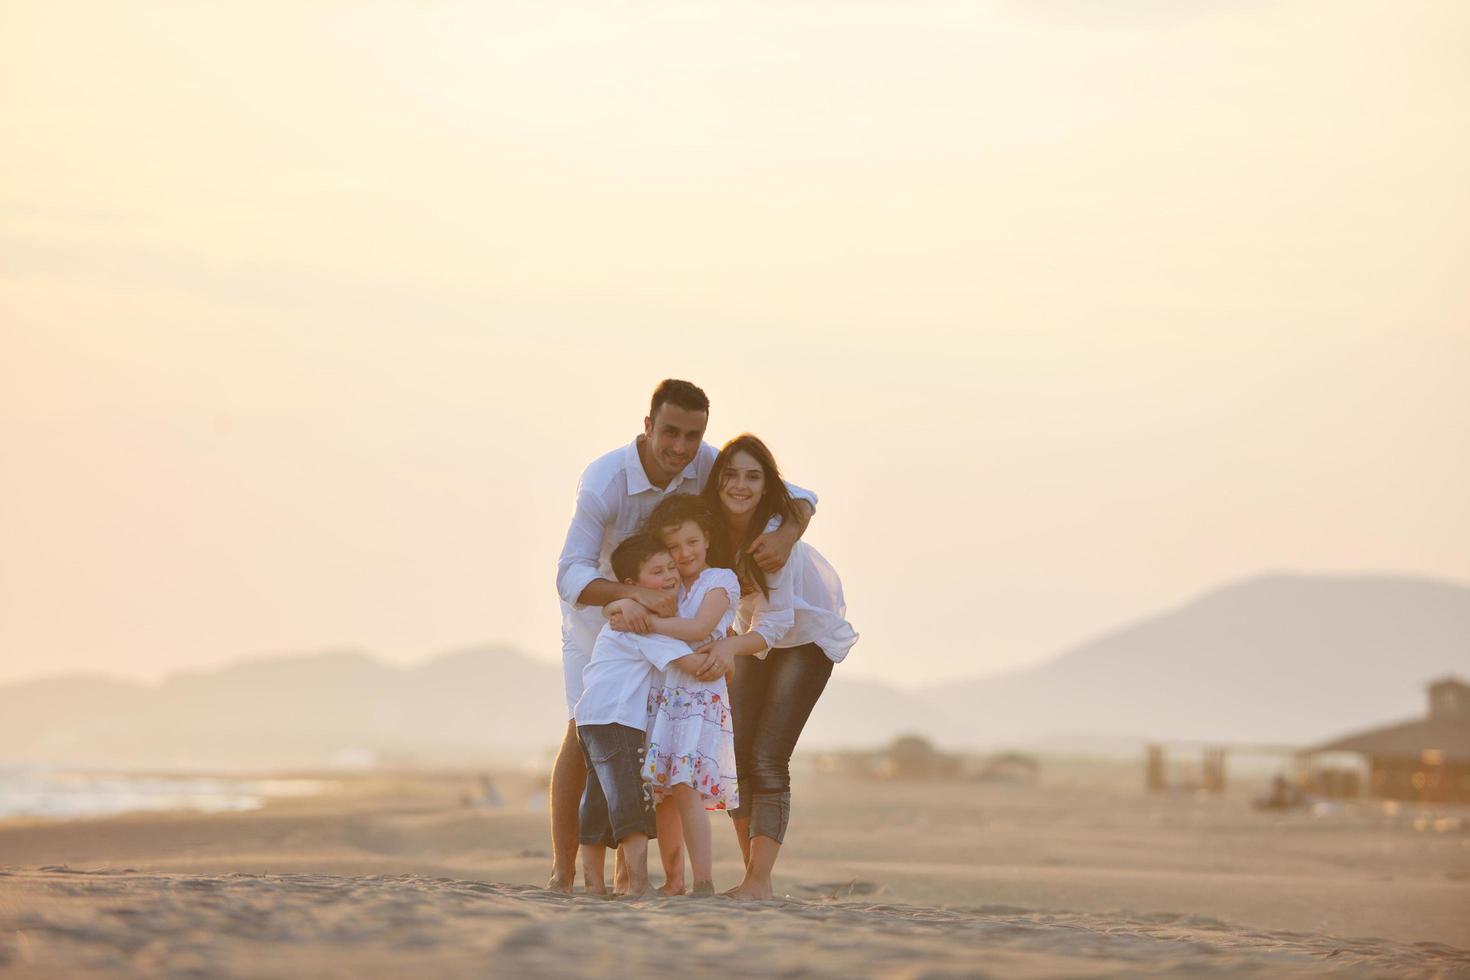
1, 574, 1465, 768
911, 574, 1470, 747
0, 646, 567, 769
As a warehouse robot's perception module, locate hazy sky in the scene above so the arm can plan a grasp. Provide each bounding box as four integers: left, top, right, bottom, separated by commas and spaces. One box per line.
3, 0, 1467, 689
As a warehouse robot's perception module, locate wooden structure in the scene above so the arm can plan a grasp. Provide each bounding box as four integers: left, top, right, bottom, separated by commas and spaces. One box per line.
1145, 742, 1232, 794
1308, 676, 1470, 803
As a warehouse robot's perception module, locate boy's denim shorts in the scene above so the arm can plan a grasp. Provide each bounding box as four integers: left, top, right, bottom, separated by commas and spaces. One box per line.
577, 723, 657, 847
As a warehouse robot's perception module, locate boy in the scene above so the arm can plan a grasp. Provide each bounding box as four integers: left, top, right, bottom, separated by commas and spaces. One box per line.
572, 532, 714, 896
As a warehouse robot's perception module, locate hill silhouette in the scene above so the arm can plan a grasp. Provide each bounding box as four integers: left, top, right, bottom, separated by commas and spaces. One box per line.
1, 574, 1465, 767
904, 573, 1470, 747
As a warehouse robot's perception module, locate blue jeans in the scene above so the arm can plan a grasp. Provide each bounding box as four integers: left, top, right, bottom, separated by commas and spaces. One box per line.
727, 643, 833, 844
577, 723, 657, 847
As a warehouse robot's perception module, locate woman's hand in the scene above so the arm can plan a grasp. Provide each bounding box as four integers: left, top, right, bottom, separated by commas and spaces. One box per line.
690, 638, 738, 681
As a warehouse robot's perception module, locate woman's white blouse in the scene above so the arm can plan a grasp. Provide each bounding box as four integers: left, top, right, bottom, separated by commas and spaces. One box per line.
735, 520, 858, 664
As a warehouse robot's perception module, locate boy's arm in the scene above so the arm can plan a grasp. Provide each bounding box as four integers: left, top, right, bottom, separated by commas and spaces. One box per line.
645, 589, 729, 643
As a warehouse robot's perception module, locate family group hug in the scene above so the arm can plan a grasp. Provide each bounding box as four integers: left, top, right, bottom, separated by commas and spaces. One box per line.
549, 379, 858, 899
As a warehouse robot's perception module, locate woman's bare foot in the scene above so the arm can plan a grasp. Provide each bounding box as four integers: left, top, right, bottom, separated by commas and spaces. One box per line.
656, 880, 687, 897
689, 880, 716, 897
722, 878, 774, 901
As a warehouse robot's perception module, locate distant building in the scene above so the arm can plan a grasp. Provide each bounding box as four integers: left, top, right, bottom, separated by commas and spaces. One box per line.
1309, 676, 1470, 802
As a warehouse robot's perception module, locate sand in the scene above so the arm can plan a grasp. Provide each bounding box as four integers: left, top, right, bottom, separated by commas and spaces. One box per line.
2, 768, 1468, 978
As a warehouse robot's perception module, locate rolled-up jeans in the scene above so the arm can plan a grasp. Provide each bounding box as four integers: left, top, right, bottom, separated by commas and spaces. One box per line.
727, 642, 833, 844
577, 723, 657, 847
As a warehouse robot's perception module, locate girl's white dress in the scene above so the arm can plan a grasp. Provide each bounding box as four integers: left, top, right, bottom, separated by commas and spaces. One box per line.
642, 566, 740, 809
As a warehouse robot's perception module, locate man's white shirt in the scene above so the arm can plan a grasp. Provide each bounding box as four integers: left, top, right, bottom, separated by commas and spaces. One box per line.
554, 437, 816, 717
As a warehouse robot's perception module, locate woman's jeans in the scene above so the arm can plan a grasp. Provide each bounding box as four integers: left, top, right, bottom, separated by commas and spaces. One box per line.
727, 643, 833, 844
577, 723, 657, 847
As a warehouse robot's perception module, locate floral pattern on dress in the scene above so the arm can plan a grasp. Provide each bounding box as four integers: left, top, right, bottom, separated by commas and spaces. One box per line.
642, 678, 738, 810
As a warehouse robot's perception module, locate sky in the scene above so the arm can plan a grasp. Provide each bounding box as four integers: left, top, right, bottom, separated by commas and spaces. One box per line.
2, 0, 1468, 690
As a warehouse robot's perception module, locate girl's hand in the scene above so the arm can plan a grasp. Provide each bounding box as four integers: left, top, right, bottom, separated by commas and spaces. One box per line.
604, 598, 650, 632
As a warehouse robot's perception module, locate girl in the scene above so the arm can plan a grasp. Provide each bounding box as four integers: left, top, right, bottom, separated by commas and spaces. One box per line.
606, 493, 739, 896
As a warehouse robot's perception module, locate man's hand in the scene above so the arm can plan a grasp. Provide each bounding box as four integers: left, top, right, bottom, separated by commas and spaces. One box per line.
631, 586, 677, 618
748, 522, 799, 573
690, 639, 737, 682
605, 598, 651, 633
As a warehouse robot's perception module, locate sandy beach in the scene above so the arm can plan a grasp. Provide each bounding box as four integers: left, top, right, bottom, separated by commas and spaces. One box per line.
2, 767, 1468, 978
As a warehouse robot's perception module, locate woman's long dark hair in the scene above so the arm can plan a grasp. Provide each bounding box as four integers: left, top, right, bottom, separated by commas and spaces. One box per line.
700, 434, 795, 598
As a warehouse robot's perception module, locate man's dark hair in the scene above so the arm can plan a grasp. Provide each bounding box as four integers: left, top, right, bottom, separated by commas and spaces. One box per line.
649, 379, 710, 421
611, 532, 670, 584
645, 493, 719, 548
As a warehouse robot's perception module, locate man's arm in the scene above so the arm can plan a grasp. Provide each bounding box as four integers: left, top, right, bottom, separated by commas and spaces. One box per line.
748, 496, 814, 574
581, 579, 674, 615
555, 475, 676, 619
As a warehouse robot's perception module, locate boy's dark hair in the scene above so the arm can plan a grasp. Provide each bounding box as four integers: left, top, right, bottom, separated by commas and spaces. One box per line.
611, 533, 669, 584
649, 379, 710, 421
645, 493, 719, 548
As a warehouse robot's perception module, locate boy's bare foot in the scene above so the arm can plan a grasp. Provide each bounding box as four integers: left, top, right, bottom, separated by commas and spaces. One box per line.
689, 881, 716, 897
546, 872, 575, 894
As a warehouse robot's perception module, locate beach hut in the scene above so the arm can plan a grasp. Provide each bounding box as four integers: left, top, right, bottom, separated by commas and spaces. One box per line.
1308, 676, 1470, 802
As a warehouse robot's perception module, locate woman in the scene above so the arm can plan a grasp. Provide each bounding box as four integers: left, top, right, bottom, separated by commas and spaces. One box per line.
697, 434, 858, 901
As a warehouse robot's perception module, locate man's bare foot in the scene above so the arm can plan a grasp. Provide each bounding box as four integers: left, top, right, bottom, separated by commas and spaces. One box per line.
546, 872, 575, 894
616, 881, 655, 900
721, 879, 774, 901
689, 881, 716, 897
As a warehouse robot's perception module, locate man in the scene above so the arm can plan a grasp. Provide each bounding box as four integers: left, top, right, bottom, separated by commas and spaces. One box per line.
548, 379, 816, 892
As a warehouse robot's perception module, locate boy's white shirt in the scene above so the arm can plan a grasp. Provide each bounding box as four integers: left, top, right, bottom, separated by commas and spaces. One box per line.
554, 437, 817, 717
573, 626, 691, 731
